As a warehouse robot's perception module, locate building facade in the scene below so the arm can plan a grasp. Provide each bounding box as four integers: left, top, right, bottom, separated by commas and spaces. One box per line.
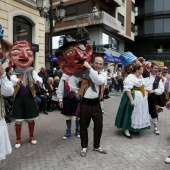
46, 0, 135, 70
126, 0, 170, 68
0, 0, 46, 71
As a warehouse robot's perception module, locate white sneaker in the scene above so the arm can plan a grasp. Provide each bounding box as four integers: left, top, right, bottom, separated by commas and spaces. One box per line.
165, 156, 170, 163
30, 139, 37, 145
15, 143, 21, 149
154, 127, 160, 135
102, 109, 106, 115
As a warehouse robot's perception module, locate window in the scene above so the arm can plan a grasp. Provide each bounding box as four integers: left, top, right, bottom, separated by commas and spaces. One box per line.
65, 4, 76, 17
135, 7, 138, 16
131, 23, 135, 33
65, 2, 89, 17
117, 40, 123, 53
102, 33, 109, 44
111, 37, 117, 51
13, 16, 32, 43
154, 42, 170, 53
118, 13, 124, 27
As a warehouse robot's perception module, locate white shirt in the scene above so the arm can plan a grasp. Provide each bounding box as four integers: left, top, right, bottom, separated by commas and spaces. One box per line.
69, 68, 106, 99
57, 73, 70, 102
0, 75, 14, 96
144, 73, 164, 95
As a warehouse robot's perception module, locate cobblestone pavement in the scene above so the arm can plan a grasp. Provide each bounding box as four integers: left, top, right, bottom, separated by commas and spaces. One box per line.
1, 91, 170, 170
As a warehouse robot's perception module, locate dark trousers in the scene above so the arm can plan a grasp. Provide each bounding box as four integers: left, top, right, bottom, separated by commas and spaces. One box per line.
148, 93, 166, 119
117, 79, 123, 91
80, 98, 103, 148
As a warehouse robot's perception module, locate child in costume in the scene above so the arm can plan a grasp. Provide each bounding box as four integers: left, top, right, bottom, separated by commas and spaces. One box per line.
8, 40, 42, 149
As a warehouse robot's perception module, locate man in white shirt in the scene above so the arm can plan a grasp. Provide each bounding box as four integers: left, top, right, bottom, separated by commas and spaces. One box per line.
159, 66, 170, 101
69, 55, 107, 157
144, 64, 164, 135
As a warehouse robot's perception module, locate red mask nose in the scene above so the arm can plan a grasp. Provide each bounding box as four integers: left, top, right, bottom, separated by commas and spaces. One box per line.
21, 49, 29, 59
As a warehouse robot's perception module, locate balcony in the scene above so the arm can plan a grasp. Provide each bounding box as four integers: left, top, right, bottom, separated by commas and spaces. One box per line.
113, 0, 122, 6
106, 0, 122, 7
63, 11, 121, 33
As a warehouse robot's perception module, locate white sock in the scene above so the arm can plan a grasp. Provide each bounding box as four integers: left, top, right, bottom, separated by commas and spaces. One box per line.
152, 118, 157, 125
100, 101, 103, 109
82, 148, 87, 152
125, 130, 130, 136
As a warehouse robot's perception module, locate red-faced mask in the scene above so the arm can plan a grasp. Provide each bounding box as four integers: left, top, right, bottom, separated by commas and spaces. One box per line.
8, 41, 34, 69
57, 42, 92, 76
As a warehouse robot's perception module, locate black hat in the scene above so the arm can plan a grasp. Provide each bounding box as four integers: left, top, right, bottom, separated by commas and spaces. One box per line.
55, 35, 86, 57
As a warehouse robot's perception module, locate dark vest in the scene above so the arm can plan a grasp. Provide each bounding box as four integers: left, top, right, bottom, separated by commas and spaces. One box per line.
153, 76, 160, 90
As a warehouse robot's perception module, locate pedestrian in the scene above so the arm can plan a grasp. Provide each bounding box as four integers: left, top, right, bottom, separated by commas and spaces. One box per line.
55, 36, 107, 157
0, 25, 13, 163
0, 63, 13, 163
144, 64, 165, 135
57, 73, 80, 139
69, 52, 107, 157
9, 40, 42, 149
38, 66, 48, 85
159, 66, 170, 102
114, 67, 123, 92
115, 52, 150, 139
4, 67, 14, 124
53, 66, 63, 79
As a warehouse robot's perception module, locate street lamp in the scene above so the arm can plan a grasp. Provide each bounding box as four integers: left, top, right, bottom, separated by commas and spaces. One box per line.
36, 0, 66, 71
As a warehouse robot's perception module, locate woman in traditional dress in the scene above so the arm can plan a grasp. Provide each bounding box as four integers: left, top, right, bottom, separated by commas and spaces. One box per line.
115, 52, 150, 139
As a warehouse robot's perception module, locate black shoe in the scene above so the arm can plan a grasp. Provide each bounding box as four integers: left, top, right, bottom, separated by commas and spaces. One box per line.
129, 130, 139, 135
5, 118, 11, 125
44, 112, 48, 115
124, 133, 132, 139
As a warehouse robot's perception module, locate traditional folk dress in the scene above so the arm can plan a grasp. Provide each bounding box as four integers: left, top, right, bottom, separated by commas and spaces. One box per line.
0, 75, 14, 160
115, 74, 150, 132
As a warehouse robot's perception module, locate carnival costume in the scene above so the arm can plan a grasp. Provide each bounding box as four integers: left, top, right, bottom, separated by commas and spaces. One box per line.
115, 52, 150, 138
56, 36, 107, 157
9, 40, 42, 148
57, 73, 80, 139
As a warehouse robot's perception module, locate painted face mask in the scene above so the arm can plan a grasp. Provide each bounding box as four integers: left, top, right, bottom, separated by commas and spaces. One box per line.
57, 42, 92, 76
9, 40, 34, 69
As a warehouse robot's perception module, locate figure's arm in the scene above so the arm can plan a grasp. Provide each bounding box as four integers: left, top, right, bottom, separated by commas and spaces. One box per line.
123, 75, 134, 106
10, 75, 19, 85
33, 70, 43, 84
154, 79, 164, 95
126, 91, 134, 106
89, 70, 106, 85
57, 79, 64, 102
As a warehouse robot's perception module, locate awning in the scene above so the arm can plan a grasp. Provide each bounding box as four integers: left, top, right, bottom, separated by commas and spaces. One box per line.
48, 55, 57, 62
104, 53, 122, 64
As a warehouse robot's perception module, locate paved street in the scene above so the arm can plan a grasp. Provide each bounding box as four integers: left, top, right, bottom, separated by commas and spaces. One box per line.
1, 91, 170, 170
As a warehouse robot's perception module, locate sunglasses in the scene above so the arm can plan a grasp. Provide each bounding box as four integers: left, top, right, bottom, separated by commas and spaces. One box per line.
163, 69, 168, 70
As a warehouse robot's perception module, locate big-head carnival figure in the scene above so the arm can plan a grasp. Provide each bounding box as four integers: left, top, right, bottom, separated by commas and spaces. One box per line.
9, 40, 42, 149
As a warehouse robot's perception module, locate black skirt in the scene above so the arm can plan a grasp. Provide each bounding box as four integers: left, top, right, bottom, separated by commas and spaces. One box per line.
61, 97, 78, 116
